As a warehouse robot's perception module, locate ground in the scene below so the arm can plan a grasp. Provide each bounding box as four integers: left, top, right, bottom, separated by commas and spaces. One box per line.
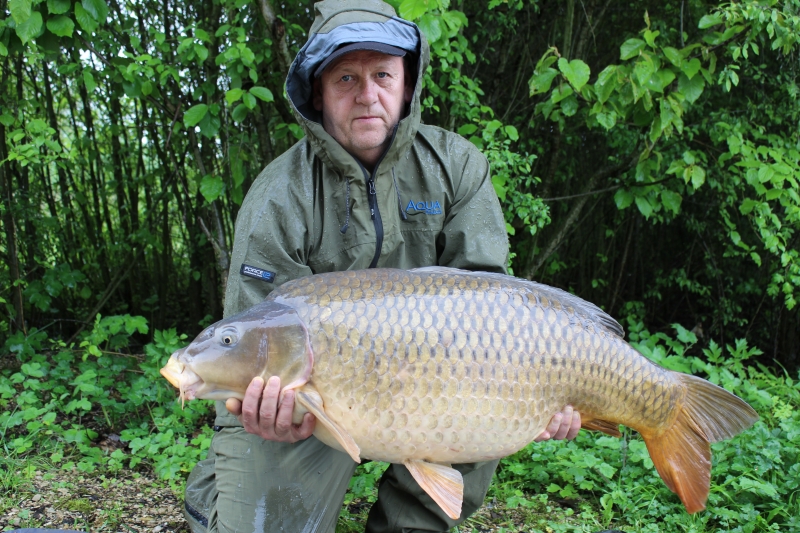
1, 461, 615, 533
1, 467, 189, 532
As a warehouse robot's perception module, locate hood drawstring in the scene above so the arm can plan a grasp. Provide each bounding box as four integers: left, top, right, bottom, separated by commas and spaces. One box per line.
392, 168, 408, 222
340, 175, 351, 233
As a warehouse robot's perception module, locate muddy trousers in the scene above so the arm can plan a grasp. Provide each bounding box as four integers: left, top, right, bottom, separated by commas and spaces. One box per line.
184, 427, 499, 533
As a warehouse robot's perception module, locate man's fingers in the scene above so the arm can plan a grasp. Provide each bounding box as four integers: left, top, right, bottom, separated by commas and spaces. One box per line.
552, 405, 574, 440
258, 376, 281, 424
240, 377, 266, 428
225, 397, 242, 416
293, 413, 316, 440
274, 388, 297, 437
534, 412, 563, 442
566, 410, 581, 440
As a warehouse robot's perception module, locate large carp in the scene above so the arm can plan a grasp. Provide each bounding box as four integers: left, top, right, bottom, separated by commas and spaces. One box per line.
160, 267, 757, 519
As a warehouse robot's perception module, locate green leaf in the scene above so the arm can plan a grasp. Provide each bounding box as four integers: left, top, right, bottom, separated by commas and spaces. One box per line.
560, 94, 579, 116
417, 13, 442, 43
0, 42, 7, 57
614, 189, 634, 210
620, 38, 646, 60
0, 114, 14, 127
249, 86, 274, 102
46, 15, 74, 37
504, 125, 519, 141
83, 70, 96, 92
528, 69, 558, 96
225, 88, 244, 105
698, 13, 723, 29
9, 0, 32, 24
662, 46, 683, 67
74, 3, 97, 33
550, 85, 573, 104
198, 113, 220, 138
457, 123, 478, 136
81, 0, 107, 23
660, 190, 682, 214
15, 10, 43, 43
680, 58, 701, 80
398, 0, 430, 21
594, 66, 618, 104
739, 198, 758, 215
231, 104, 249, 123
558, 58, 590, 91
242, 92, 257, 110
635, 195, 653, 218
200, 174, 225, 203
634, 58, 655, 86
184, 104, 208, 128
47, 0, 71, 14
677, 72, 705, 103
691, 166, 706, 189
194, 44, 208, 62
596, 111, 616, 130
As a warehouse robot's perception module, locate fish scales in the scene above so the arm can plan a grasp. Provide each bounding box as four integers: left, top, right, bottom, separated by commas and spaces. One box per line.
272, 268, 678, 464
161, 267, 758, 518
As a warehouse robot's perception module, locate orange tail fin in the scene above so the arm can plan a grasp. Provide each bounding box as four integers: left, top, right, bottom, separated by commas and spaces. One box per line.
641, 373, 759, 513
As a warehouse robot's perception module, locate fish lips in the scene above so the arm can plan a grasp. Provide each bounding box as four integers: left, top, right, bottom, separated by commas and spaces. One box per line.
160, 353, 204, 402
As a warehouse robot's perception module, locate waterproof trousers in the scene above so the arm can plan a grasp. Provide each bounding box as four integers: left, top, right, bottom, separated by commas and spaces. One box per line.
184, 427, 499, 533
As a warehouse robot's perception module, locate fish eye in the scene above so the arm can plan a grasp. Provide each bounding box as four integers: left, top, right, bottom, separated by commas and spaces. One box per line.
219, 328, 238, 346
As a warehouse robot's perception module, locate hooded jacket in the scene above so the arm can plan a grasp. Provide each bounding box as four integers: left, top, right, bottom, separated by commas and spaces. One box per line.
223, 0, 509, 323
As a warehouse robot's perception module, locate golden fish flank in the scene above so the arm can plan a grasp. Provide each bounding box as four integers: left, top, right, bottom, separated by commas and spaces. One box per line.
160, 267, 758, 521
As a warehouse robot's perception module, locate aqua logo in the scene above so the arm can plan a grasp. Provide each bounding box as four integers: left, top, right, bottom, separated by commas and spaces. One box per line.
406, 200, 442, 215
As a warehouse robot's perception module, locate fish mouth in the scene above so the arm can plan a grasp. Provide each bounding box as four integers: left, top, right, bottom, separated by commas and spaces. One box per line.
160, 355, 204, 408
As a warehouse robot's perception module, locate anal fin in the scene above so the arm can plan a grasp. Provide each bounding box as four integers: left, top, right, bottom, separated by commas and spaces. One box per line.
404, 460, 464, 520
295, 388, 361, 464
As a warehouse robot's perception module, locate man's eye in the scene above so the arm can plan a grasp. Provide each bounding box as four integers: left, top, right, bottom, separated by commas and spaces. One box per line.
377, 72, 388, 78
341, 75, 353, 82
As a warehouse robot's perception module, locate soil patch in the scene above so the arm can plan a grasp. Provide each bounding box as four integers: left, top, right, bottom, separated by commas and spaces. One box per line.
1, 468, 190, 533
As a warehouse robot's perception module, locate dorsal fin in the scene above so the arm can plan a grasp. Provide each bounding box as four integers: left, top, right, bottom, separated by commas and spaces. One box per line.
411, 266, 625, 339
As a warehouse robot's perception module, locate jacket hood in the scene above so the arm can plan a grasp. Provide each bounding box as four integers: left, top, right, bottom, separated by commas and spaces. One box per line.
286, 0, 430, 174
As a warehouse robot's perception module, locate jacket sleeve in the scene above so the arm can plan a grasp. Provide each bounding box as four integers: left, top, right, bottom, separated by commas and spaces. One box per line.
223, 167, 314, 318
437, 139, 510, 275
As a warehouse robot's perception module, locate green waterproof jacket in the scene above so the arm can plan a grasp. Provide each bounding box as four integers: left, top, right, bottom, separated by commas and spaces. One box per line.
217, 0, 509, 424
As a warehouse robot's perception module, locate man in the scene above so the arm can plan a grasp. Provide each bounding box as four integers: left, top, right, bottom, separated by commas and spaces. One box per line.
183, 1, 581, 532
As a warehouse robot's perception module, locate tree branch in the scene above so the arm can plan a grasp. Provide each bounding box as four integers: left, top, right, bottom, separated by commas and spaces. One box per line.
256, 0, 293, 79
523, 156, 638, 280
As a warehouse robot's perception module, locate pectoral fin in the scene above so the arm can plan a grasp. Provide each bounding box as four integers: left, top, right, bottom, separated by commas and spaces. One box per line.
581, 417, 622, 437
404, 460, 464, 520
295, 388, 361, 464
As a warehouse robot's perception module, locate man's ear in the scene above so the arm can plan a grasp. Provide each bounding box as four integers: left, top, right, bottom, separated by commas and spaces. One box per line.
312, 77, 323, 111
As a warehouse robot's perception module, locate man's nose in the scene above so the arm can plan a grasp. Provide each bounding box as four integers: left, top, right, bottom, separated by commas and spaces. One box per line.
355, 78, 379, 105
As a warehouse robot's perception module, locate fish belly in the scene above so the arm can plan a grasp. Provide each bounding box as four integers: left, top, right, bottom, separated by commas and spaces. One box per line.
274, 269, 680, 464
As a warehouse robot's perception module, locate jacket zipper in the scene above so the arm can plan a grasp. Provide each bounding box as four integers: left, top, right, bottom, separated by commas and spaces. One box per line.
359, 163, 384, 269
359, 126, 398, 269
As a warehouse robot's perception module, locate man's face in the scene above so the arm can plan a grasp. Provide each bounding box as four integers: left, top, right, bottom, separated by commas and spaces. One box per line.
313, 50, 413, 168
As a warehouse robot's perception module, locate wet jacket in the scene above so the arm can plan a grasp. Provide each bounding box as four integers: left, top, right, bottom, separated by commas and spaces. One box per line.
216, 0, 511, 426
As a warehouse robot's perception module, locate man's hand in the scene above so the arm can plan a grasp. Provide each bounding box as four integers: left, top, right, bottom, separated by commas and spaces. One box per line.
225, 376, 316, 442
534, 405, 581, 442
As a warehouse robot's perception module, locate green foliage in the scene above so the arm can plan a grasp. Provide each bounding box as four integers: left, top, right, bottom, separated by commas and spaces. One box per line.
0, 315, 210, 486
